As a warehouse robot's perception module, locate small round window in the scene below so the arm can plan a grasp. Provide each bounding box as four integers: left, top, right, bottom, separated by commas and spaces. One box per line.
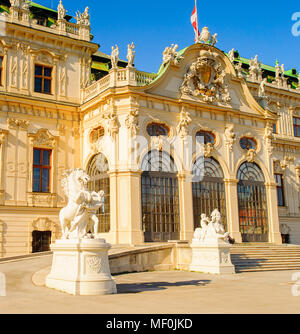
239, 137, 257, 150
90, 126, 105, 143
196, 130, 215, 145
146, 123, 169, 137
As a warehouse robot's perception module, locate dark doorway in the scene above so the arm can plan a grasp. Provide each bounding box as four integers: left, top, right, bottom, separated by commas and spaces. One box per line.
32, 231, 51, 253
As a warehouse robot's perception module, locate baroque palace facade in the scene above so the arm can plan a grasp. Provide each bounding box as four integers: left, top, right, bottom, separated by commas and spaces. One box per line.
0, 0, 300, 257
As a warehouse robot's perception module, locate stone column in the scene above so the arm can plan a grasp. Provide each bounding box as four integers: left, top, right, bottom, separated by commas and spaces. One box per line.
224, 178, 242, 243
265, 182, 282, 244
114, 170, 144, 245
178, 171, 194, 241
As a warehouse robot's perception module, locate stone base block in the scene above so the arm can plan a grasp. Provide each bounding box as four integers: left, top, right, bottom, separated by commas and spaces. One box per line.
46, 238, 117, 295
189, 240, 235, 275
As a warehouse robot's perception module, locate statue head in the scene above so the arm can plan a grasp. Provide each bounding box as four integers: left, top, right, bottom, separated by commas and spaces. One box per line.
211, 209, 221, 223
61, 168, 90, 196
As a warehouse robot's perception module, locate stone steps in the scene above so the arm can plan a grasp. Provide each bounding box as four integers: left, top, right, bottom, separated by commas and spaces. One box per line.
230, 245, 300, 272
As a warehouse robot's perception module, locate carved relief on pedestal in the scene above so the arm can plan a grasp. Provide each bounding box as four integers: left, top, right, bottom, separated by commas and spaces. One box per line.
180, 50, 231, 104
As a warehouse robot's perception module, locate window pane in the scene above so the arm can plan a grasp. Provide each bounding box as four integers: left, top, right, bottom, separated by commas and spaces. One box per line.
34, 77, 42, 92
35, 65, 42, 76
33, 168, 41, 192
33, 149, 41, 165
42, 169, 50, 192
0, 57, 3, 67
42, 150, 51, 166
44, 67, 52, 77
44, 79, 51, 93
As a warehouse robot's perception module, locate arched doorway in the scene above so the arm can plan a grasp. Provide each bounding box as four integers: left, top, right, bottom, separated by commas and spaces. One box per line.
141, 150, 180, 242
192, 157, 226, 230
86, 153, 110, 233
237, 161, 268, 242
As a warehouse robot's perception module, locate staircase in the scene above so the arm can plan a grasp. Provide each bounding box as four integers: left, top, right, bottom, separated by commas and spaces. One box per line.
230, 244, 300, 272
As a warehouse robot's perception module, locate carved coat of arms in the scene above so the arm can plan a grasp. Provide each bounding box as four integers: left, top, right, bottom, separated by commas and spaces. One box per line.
180, 52, 231, 104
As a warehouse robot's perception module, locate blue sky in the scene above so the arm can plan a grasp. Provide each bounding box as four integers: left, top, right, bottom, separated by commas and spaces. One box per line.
40, 0, 299, 74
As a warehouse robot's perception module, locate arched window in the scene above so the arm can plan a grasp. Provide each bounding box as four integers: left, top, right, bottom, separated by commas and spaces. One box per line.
90, 126, 105, 143
239, 137, 257, 150
237, 161, 268, 242
86, 153, 110, 233
192, 157, 226, 230
141, 150, 180, 242
146, 123, 169, 137
196, 130, 215, 145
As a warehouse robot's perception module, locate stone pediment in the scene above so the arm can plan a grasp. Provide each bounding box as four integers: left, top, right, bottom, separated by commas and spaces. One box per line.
143, 43, 273, 118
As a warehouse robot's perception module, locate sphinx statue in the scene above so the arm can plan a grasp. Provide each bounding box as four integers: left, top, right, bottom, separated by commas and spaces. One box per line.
193, 209, 230, 244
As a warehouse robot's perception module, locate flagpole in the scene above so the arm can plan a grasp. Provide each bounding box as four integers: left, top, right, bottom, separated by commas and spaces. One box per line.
195, 0, 199, 42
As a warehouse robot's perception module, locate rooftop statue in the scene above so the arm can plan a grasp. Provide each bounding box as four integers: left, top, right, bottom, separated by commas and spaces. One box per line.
76, 6, 90, 26
162, 44, 182, 65
59, 168, 105, 239
198, 27, 218, 46
127, 42, 135, 68
111, 45, 119, 69
57, 0, 66, 20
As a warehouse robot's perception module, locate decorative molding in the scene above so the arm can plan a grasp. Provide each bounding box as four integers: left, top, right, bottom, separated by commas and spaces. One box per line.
7, 118, 30, 130
28, 128, 57, 148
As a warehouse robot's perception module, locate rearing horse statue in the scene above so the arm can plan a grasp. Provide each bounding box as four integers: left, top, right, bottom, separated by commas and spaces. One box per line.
59, 168, 105, 239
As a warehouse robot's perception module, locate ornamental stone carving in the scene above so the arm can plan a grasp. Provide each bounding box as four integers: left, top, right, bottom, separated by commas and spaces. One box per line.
105, 110, 119, 138
197, 27, 218, 46
248, 55, 262, 82
245, 148, 256, 163
264, 121, 274, 154
125, 108, 139, 137
204, 142, 214, 158
7, 118, 30, 130
162, 44, 183, 66
76, 7, 90, 26
180, 50, 231, 104
177, 107, 191, 138
28, 129, 57, 148
224, 124, 236, 151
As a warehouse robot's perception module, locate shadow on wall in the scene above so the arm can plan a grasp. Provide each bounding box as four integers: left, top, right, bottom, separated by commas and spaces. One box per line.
116, 279, 211, 294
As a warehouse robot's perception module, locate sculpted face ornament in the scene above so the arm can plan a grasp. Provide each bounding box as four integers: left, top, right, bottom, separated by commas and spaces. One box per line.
180, 52, 231, 104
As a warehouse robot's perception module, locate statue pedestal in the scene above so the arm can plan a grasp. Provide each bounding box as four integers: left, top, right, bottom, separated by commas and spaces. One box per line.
190, 238, 235, 275
46, 238, 117, 295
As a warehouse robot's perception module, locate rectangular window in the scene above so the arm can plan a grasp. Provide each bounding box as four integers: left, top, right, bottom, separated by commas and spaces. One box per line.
273, 123, 277, 134
293, 117, 300, 137
34, 65, 52, 94
0, 56, 3, 86
274, 173, 285, 206
33, 148, 51, 192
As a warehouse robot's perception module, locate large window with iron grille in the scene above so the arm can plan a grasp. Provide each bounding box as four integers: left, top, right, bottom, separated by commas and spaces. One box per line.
86, 153, 110, 233
192, 157, 226, 230
274, 173, 285, 206
34, 64, 52, 94
237, 162, 268, 242
33, 148, 52, 193
293, 117, 300, 137
141, 150, 180, 242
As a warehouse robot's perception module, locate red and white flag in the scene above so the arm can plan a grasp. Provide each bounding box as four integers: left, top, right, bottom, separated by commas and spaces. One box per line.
191, 2, 199, 41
